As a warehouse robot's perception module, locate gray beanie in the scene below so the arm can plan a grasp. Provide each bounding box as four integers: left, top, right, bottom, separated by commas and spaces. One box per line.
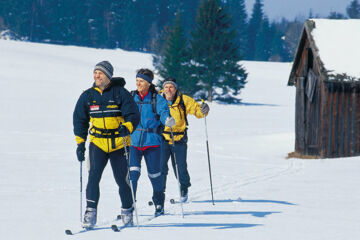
94, 61, 113, 79
162, 77, 178, 89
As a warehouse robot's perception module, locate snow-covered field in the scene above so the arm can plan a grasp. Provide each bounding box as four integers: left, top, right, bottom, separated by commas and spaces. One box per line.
0, 39, 359, 240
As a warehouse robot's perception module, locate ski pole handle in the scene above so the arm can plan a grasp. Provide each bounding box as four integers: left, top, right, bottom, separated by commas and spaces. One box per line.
201, 99, 209, 140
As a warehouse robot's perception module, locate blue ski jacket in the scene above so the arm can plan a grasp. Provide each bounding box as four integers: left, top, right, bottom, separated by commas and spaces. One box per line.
131, 91, 170, 148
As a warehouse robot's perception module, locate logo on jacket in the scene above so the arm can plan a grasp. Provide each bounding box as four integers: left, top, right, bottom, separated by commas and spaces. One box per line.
90, 105, 100, 111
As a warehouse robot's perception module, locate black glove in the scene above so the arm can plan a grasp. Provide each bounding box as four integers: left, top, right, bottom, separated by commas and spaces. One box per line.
201, 102, 210, 114
76, 142, 86, 162
118, 124, 130, 137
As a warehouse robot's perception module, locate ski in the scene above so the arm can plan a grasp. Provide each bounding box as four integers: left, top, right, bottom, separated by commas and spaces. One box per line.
111, 224, 121, 232
65, 216, 121, 235
170, 198, 188, 204
65, 226, 110, 235
111, 223, 134, 232
111, 211, 167, 232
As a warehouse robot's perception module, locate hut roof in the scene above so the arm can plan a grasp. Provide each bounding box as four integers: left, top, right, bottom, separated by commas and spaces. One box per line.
288, 19, 360, 86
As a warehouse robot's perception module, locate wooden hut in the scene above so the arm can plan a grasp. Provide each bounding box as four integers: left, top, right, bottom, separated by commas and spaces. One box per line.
288, 19, 360, 158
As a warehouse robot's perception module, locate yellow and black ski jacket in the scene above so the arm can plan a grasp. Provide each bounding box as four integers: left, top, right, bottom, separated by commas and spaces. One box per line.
73, 77, 140, 153
161, 91, 206, 144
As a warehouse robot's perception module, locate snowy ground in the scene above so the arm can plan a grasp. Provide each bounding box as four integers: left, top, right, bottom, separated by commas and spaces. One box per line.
0, 40, 359, 240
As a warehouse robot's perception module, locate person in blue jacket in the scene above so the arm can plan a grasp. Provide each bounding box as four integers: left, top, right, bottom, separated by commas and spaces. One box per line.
129, 68, 175, 216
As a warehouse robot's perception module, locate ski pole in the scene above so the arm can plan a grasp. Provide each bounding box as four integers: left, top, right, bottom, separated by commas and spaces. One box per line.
80, 161, 83, 223
201, 99, 215, 205
170, 127, 184, 218
123, 136, 139, 228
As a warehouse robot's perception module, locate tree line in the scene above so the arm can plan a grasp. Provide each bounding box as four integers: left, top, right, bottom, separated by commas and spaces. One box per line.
1, 0, 359, 61
1, 0, 359, 102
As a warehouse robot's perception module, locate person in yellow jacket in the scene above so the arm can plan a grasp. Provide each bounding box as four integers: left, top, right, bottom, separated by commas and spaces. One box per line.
73, 61, 140, 228
160, 77, 210, 202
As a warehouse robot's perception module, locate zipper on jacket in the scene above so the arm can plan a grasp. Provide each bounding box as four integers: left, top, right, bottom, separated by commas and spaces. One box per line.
100, 92, 110, 153
138, 96, 144, 148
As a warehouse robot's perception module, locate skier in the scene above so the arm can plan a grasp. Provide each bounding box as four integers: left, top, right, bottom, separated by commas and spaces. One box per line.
160, 77, 210, 202
73, 61, 140, 228
129, 69, 175, 216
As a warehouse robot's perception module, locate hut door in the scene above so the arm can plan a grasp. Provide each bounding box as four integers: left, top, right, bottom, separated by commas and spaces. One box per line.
303, 48, 319, 155
304, 68, 319, 155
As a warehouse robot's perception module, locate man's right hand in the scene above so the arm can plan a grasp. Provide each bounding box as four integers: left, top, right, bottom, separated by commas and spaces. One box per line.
76, 142, 86, 162
165, 116, 176, 127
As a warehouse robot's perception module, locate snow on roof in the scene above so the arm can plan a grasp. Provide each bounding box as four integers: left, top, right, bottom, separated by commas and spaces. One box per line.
310, 19, 360, 81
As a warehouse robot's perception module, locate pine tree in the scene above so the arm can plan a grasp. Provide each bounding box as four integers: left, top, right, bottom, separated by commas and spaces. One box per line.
254, 16, 271, 61
178, 0, 200, 37
268, 22, 287, 62
283, 20, 303, 62
225, 0, 248, 58
246, 0, 264, 60
328, 11, 347, 19
189, 0, 247, 103
0, 0, 28, 37
114, 0, 143, 50
153, 13, 194, 94
47, 0, 85, 45
347, 0, 360, 19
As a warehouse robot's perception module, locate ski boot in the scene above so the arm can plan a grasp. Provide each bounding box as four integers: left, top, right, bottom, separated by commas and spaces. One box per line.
180, 187, 188, 203
121, 207, 134, 226
82, 207, 97, 228
154, 205, 164, 217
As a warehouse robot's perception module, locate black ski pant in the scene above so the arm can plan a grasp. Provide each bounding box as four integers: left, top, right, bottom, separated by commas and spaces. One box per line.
86, 143, 133, 209
160, 136, 191, 191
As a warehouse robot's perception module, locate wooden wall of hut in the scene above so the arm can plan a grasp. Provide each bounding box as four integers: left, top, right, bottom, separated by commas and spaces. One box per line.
320, 83, 360, 158
294, 35, 322, 156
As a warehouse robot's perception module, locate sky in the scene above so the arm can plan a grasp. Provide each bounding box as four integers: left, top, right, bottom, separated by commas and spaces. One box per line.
1, 39, 360, 239
245, 0, 350, 21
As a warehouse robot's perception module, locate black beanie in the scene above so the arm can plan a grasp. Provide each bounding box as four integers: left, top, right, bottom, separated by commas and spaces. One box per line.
94, 61, 113, 79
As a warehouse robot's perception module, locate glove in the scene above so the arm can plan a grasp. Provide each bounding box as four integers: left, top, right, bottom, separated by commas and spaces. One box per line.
201, 102, 210, 114
165, 116, 176, 127
76, 142, 86, 162
118, 124, 130, 137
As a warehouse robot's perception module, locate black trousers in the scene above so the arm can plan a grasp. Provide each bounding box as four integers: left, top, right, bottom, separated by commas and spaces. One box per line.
160, 136, 191, 191
86, 143, 133, 209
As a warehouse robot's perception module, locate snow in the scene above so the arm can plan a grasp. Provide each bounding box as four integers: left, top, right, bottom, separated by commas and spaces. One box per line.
310, 19, 360, 80
0, 39, 360, 239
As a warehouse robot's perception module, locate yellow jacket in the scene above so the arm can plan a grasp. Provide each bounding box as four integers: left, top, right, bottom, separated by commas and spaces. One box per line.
162, 91, 206, 143
73, 79, 140, 153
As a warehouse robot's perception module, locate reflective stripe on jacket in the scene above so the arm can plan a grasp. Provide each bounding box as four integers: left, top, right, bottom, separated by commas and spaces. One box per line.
73, 79, 140, 153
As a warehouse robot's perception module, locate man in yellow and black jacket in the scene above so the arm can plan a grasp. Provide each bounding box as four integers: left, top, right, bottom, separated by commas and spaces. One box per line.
73, 61, 140, 228
160, 77, 210, 203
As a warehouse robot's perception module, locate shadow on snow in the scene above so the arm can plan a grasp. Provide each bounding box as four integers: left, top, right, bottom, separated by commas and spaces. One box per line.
142, 222, 261, 229
192, 197, 296, 206
186, 210, 280, 218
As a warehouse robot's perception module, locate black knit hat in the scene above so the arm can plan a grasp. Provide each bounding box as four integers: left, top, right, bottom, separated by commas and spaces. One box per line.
94, 61, 113, 79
